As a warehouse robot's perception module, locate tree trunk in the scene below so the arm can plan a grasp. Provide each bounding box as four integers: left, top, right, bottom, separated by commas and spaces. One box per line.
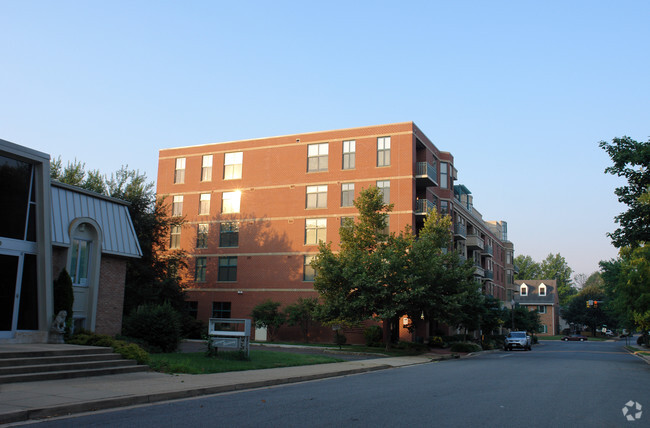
383, 319, 391, 351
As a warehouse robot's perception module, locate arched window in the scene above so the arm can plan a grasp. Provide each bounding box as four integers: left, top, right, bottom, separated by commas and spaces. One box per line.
539, 284, 547, 296
520, 284, 528, 296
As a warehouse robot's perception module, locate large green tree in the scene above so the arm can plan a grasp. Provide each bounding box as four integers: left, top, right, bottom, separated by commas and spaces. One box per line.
514, 255, 541, 280
599, 136, 650, 248
561, 284, 614, 335
514, 253, 575, 305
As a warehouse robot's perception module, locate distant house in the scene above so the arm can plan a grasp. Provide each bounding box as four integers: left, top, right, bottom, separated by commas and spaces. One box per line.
514, 280, 560, 336
0, 139, 141, 344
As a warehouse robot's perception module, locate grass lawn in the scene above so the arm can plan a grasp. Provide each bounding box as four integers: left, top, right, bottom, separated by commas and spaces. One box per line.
254, 342, 427, 357
149, 350, 344, 374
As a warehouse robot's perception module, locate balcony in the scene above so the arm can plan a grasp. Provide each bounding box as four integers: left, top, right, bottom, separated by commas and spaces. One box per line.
415, 162, 438, 188
454, 223, 467, 239
482, 245, 493, 257
466, 234, 484, 251
473, 264, 485, 277
484, 269, 494, 280
415, 198, 435, 215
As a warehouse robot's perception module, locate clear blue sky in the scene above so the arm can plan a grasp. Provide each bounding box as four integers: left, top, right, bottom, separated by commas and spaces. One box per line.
2, 1, 648, 278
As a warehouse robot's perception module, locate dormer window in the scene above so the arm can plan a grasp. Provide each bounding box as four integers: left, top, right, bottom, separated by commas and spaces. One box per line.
520, 284, 528, 296
539, 284, 547, 296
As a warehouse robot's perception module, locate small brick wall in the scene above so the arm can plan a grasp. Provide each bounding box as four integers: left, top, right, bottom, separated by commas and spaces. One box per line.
95, 256, 127, 336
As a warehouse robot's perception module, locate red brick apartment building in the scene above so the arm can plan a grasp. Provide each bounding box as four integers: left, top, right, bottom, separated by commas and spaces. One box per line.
514, 280, 560, 336
157, 122, 515, 342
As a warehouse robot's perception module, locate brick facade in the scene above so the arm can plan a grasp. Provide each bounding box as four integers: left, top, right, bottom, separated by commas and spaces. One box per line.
95, 256, 127, 335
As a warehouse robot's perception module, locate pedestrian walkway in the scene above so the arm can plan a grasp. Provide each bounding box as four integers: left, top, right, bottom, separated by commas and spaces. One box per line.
0, 345, 446, 425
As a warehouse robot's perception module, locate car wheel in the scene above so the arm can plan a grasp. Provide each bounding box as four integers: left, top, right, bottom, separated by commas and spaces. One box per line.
563, 338, 568, 341
580, 338, 585, 341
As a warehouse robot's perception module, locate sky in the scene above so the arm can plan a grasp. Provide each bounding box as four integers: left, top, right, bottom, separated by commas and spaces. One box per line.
2, 1, 648, 278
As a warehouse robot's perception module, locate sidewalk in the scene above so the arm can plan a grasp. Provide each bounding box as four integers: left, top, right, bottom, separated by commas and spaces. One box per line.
0, 352, 448, 425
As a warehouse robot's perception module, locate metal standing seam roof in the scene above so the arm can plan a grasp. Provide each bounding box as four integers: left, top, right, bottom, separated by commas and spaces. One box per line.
50, 182, 142, 258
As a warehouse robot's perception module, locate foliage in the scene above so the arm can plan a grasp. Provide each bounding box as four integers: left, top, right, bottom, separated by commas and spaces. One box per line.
363, 325, 384, 347
428, 336, 444, 348
599, 136, 650, 248
514, 255, 541, 280
313, 187, 476, 349
53, 269, 74, 327
250, 300, 285, 341
122, 303, 181, 353
449, 342, 482, 353
284, 297, 319, 343
334, 330, 347, 348
66, 331, 150, 365
503, 306, 541, 333
50, 157, 106, 194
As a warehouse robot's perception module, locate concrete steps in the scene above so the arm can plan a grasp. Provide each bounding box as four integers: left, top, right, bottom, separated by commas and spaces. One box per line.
0, 345, 149, 384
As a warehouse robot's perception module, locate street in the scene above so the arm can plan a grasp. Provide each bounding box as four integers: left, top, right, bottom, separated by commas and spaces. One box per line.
27, 340, 650, 427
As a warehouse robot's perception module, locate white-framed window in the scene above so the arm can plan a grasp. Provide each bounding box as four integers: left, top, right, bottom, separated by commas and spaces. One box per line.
377, 180, 390, 204
172, 195, 183, 216
342, 140, 355, 170
537, 305, 547, 314
539, 284, 547, 296
222, 191, 241, 213
306, 185, 327, 209
304, 255, 315, 281
341, 183, 354, 207
70, 238, 91, 286
305, 218, 326, 245
201, 155, 213, 182
170, 225, 181, 249
224, 152, 243, 180
195, 257, 207, 282
174, 158, 186, 184
520, 284, 528, 296
307, 143, 328, 172
377, 136, 391, 167
539, 324, 548, 333
199, 193, 211, 215
197, 224, 209, 249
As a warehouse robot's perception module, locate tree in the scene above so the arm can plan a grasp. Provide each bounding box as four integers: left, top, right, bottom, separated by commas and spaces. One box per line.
51, 157, 106, 194
514, 255, 541, 280
599, 136, 650, 248
251, 300, 285, 341
540, 253, 575, 305
503, 306, 541, 333
284, 297, 319, 343
561, 285, 614, 336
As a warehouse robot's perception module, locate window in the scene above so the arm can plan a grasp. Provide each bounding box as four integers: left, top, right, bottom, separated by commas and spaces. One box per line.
341, 183, 354, 207
224, 152, 243, 180
539, 284, 547, 296
306, 185, 327, 209
520, 284, 528, 296
440, 200, 449, 214
304, 255, 315, 281
342, 140, 355, 169
186, 301, 198, 319
212, 301, 231, 318
199, 193, 211, 215
378, 214, 390, 238
220, 222, 239, 247
195, 257, 207, 282
218, 256, 237, 281
539, 324, 548, 334
377, 136, 391, 167
201, 155, 213, 182
172, 195, 183, 216
440, 162, 448, 189
222, 191, 241, 213
307, 143, 328, 172
174, 158, 185, 184
537, 306, 547, 314
377, 180, 390, 204
305, 218, 327, 245
70, 238, 91, 286
170, 225, 181, 249
197, 224, 209, 249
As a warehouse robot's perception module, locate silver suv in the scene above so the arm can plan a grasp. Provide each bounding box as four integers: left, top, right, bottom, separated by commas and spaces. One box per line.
504, 331, 532, 351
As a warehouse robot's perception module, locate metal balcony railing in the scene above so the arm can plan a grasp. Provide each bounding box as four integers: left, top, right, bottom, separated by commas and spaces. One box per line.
416, 162, 438, 186
454, 223, 467, 238
415, 198, 435, 215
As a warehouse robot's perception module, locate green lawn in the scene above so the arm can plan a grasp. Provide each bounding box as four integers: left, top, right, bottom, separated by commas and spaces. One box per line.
149, 350, 344, 374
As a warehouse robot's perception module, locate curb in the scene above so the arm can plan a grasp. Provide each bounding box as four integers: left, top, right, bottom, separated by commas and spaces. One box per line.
0, 365, 392, 425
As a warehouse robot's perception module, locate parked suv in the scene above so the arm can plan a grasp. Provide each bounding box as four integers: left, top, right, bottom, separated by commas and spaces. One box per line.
504, 331, 532, 351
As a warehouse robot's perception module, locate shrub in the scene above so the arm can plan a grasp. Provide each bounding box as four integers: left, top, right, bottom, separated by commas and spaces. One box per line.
449, 342, 482, 353
428, 336, 444, 348
122, 303, 181, 353
53, 269, 74, 334
250, 300, 285, 341
67, 332, 149, 365
395, 341, 427, 352
486, 334, 506, 347
364, 325, 383, 347
181, 316, 206, 340
334, 330, 347, 348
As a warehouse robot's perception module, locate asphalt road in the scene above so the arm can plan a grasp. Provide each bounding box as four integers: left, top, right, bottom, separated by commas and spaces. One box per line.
30, 340, 650, 427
